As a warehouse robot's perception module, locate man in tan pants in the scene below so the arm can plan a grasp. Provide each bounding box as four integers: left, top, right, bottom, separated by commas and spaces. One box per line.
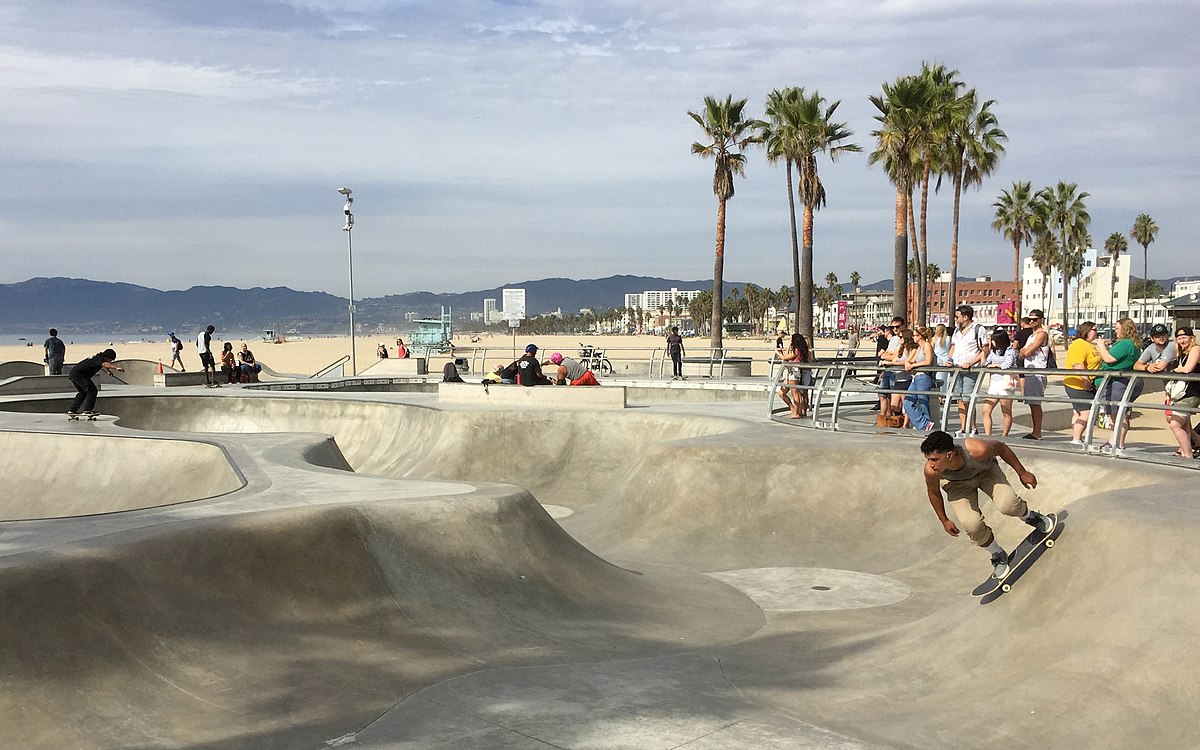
921, 430, 1054, 579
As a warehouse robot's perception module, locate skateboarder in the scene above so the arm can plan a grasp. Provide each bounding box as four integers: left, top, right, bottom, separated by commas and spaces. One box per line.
920, 430, 1054, 579
67, 348, 124, 417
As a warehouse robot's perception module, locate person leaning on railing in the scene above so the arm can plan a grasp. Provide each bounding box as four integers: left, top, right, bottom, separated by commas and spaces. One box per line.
902, 326, 936, 431
1063, 321, 1102, 445
1165, 326, 1200, 459
1094, 318, 1142, 450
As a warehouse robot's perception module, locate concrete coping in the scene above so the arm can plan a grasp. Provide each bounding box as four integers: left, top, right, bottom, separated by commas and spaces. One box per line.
155, 371, 221, 387
438, 381, 627, 409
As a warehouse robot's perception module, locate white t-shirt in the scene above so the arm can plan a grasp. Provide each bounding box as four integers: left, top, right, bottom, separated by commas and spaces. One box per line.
950, 322, 987, 366
196, 330, 209, 354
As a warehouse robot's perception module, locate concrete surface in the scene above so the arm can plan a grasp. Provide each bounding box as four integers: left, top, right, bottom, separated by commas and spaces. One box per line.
439, 381, 628, 409
0, 360, 45, 378
360, 358, 429, 376
0, 387, 1197, 749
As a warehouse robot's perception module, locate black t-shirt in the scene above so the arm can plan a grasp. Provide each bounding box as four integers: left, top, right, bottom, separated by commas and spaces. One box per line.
44, 336, 65, 359
515, 354, 544, 386
239, 349, 256, 364
70, 353, 108, 379
1014, 327, 1033, 350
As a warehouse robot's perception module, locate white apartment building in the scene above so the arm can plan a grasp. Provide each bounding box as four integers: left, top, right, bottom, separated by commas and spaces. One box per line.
1021, 249, 1175, 329
482, 298, 498, 324
624, 287, 702, 314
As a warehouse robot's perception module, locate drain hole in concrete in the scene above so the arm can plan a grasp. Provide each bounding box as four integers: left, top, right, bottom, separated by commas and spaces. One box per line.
811, 585, 832, 591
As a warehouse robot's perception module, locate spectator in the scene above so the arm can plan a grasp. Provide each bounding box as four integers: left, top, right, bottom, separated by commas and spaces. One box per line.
547, 352, 599, 386
43, 328, 66, 375
667, 326, 687, 380
931, 323, 951, 390
219, 342, 237, 384
1018, 310, 1051, 440
1063, 321, 1101, 445
395, 338, 408, 359
1095, 318, 1142, 450
196, 325, 218, 387
778, 333, 813, 418
947, 305, 990, 436
441, 361, 464, 383
981, 329, 1018, 437
168, 332, 185, 371
877, 316, 906, 416
238, 343, 263, 382
1165, 326, 1200, 459
902, 326, 936, 431
890, 329, 919, 420
377, 342, 389, 359
515, 344, 551, 386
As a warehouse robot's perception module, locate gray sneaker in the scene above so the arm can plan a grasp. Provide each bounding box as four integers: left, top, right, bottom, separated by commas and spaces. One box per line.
990, 551, 1011, 580
1024, 510, 1054, 535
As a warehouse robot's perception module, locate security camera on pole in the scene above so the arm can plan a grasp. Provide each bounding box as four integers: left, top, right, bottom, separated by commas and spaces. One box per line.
337, 187, 357, 376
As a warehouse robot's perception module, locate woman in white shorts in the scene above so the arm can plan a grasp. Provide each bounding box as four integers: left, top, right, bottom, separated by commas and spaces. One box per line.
982, 328, 1018, 436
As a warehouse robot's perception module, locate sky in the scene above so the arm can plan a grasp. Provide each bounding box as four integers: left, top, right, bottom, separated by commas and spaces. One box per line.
1, 0, 1196, 298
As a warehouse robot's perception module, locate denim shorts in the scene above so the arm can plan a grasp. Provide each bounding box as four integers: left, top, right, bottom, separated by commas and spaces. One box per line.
949, 371, 979, 400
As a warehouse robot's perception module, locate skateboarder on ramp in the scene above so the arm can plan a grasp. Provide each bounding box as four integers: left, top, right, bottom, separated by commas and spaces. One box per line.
920, 430, 1055, 583
66, 348, 124, 419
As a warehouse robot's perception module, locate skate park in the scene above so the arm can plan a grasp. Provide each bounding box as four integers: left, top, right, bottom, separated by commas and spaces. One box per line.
2, 374, 1199, 750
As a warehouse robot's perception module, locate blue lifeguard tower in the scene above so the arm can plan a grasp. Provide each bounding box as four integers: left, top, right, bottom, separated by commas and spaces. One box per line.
409, 307, 454, 356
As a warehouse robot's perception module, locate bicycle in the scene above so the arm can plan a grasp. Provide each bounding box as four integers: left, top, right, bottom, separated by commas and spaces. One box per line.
578, 343, 613, 376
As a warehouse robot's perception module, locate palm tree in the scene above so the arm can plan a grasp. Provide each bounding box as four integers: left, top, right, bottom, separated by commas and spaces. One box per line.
825, 271, 839, 295
870, 74, 932, 321
761, 88, 804, 337
689, 95, 759, 350
942, 89, 1006, 316
1039, 182, 1090, 335
1030, 229, 1060, 313
992, 180, 1039, 287
849, 270, 861, 292
765, 88, 859, 345
1104, 231, 1129, 328
1061, 241, 1088, 331
814, 287, 833, 332
1130, 213, 1159, 335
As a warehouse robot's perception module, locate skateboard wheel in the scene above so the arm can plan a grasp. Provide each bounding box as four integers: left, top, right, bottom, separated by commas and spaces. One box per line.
1045, 539, 1054, 548
1001, 584, 1011, 592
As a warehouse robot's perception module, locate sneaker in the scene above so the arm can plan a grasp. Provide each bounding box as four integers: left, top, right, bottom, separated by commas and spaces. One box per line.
1099, 441, 1113, 454
1024, 510, 1054, 534
1021, 433, 1041, 440
953, 430, 966, 438
990, 551, 1011, 580
870, 404, 881, 412
1069, 439, 1083, 446
923, 423, 935, 432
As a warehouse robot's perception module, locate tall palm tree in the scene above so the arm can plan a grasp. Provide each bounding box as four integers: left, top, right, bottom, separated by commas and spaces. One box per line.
761, 88, 804, 336
814, 287, 833, 331
942, 89, 1006, 315
849, 270, 861, 292
1130, 213, 1159, 335
825, 271, 839, 295
1039, 182, 1090, 334
1061, 241, 1088, 331
870, 74, 932, 321
1104, 231, 1129, 327
765, 88, 860, 345
689, 95, 759, 350
992, 180, 1039, 287
1031, 229, 1060, 312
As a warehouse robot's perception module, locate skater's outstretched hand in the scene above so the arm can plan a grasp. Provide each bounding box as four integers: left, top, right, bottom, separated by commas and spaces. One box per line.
941, 518, 959, 536
1018, 470, 1037, 489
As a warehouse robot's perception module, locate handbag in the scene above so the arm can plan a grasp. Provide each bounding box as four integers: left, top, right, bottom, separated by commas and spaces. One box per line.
876, 414, 904, 428
1165, 380, 1187, 401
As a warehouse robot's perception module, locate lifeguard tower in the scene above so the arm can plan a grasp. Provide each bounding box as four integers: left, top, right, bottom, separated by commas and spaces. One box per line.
408, 307, 454, 356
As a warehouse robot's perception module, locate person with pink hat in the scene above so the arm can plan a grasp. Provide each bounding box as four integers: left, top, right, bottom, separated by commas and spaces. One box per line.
547, 351, 599, 386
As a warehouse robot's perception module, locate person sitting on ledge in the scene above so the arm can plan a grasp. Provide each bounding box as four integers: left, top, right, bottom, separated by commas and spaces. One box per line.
547, 352, 599, 386
515, 344, 551, 386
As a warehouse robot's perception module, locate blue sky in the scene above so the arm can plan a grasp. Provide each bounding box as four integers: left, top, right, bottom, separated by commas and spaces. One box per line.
1, 1, 1195, 296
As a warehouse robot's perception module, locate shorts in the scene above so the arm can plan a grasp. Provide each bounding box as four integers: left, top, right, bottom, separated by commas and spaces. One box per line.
1102, 377, 1142, 417
879, 370, 897, 391
949, 371, 979, 400
1064, 385, 1095, 407
987, 373, 1016, 397
1170, 394, 1200, 410
1022, 373, 1046, 399
200, 352, 216, 368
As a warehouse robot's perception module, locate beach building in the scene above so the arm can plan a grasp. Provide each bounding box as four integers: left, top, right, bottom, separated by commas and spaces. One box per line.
483, 298, 498, 324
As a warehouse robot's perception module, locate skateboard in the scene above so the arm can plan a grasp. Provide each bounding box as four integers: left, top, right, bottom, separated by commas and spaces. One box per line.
971, 512, 1059, 597
67, 412, 100, 421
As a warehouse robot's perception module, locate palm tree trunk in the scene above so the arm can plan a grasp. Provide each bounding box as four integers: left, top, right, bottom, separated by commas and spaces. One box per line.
711, 198, 727, 350
1142, 245, 1148, 336
950, 169, 960, 324
919, 157, 932, 328
1013, 238, 1022, 286
801, 203, 815, 345
893, 188, 908, 320
908, 187, 918, 325
1059, 228, 1069, 338
786, 159, 802, 336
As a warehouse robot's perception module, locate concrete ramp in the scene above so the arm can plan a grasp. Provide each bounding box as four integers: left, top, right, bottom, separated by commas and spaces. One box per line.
0, 431, 242, 520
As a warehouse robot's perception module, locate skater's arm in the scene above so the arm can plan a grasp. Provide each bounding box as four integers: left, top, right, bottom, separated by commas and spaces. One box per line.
991, 441, 1037, 489
101, 361, 124, 374
924, 467, 959, 536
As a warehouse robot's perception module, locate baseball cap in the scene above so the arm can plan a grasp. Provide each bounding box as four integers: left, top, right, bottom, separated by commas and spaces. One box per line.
550, 352, 563, 364
525, 344, 538, 353
169, 331, 175, 336
1150, 324, 1170, 336
1027, 309, 1044, 319
1176, 326, 1195, 337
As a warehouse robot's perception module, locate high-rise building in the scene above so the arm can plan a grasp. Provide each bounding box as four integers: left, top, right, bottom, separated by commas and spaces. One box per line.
483, 298, 497, 324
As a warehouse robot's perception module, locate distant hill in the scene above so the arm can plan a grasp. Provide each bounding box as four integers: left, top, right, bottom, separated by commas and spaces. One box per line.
0, 276, 750, 335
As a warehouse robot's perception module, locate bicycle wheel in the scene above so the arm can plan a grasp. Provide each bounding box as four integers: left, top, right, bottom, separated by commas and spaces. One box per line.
599, 359, 613, 377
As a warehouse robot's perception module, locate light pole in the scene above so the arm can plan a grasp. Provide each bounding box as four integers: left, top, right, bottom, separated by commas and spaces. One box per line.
338, 187, 356, 376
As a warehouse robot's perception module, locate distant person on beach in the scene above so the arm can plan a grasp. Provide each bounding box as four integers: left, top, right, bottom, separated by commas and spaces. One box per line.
67, 348, 124, 417
395, 338, 408, 359
666, 326, 686, 380
43, 328, 65, 375
920, 430, 1054, 581
197, 325, 218, 387
168, 332, 185, 371
547, 352, 599, 386
377, 342, 389, 359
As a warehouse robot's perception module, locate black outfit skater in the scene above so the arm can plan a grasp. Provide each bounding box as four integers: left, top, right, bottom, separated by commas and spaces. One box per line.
68, 349, 120, 414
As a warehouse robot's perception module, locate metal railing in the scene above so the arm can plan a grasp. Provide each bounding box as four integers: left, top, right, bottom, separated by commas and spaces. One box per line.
768, 361, 1200, 468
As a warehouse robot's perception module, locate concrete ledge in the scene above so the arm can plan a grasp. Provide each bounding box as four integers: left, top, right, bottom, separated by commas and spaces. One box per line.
0, 361, 46, 378
438, 382, 627, 409
0, 375, 101, 395
361, 358, 428, 376
682, 357, 753, 378
155, 371, 217, 388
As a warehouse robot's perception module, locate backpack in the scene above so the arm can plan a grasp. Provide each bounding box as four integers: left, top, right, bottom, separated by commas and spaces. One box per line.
1046, 345, 1058, 370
